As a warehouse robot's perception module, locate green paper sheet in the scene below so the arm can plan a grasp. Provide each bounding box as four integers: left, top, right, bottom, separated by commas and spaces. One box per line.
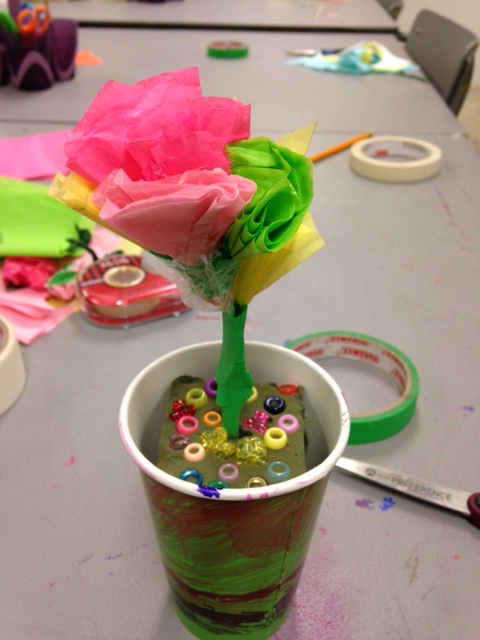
215, 304, 254, 438
0, 178, 95, 258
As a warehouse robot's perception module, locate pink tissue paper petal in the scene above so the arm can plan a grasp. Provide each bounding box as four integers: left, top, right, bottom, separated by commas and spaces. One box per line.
126, 96, 251, 179
65, 68, 204, 186
94, 168, 256, 264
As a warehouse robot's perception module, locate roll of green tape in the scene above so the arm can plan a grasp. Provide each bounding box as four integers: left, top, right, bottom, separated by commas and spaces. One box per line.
286, 331, 419, 444
207, 40, 249, 59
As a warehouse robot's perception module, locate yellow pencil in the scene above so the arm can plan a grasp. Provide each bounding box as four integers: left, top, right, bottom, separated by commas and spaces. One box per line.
309, 132, 373, 163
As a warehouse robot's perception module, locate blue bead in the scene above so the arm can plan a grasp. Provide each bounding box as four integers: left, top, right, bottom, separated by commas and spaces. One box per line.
180, 469, 203, 485
267, 461, 291, 483
264, 396, 286, 415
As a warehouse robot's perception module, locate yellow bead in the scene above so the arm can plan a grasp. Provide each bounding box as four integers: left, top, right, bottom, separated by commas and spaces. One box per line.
236, 436, 268, 465
246, 386, 258, 404
201, 426, 227, 453
264, 427, 287, 450
185, 388, 208, 409
216, 441, 237, 460
247, 477, 267, 488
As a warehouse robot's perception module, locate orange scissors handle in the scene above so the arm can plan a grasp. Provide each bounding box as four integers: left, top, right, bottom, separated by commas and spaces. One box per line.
16, 5, 50, 38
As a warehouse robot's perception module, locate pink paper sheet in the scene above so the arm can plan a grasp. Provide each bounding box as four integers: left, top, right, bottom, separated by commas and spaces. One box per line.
0, 130, 71, 181
0, 227, 122, 345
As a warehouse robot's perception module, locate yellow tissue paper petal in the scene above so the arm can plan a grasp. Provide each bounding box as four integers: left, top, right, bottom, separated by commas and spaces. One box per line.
276, 123, 317, 156
233, 212, 324, 305
50, 172, 142, 247
117, 239, 143, 255
232, 124, 321, 305
50, 172, 100, 222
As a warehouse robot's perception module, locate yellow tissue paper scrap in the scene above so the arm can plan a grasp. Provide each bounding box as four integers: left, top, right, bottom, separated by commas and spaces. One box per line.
233, 212, 324, 305
233, 123, 324, 305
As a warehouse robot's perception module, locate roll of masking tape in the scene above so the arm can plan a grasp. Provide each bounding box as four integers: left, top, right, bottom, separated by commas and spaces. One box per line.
0, 316, 26, 416
286, 331, 419, 444
350, 135, 442, 183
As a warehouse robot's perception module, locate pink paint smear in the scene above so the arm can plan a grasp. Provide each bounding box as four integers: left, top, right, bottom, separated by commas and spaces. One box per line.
273, 556, 352, 640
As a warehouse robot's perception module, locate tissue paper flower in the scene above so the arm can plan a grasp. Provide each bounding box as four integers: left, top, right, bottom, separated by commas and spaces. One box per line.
50, 67, 324, 437
2, 257, 57, 291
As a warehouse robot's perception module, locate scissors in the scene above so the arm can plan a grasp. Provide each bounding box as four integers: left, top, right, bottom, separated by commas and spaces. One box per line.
16, 4, 50, 48
336, 457, 480, 529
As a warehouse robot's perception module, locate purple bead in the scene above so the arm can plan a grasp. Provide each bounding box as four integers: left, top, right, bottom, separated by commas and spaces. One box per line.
168, 434, 191, 450
205, 378, 218, 398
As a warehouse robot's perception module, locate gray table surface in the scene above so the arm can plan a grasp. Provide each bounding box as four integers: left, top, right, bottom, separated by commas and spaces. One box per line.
2, 129, 480, 639
49, 0, 397, 32
0, 29, 463, 137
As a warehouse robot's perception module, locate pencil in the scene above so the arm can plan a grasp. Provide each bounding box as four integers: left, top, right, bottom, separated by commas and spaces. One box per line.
309, 132, 373, 163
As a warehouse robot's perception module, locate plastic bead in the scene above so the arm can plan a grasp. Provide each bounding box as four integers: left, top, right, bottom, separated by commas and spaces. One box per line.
202, 410, 222, 428
201, 426, 228, 453
215, 441, 237, 460
209, 481, 229, 489
236, 436, 268, 465
185, 388, 208, 409
184, 443, 206, 462
242, 410, 270, 436
242, 419, 267, 436
169, 399, 195, 422
264, 427, 287, 450
168, 434, 191, 450
180, 469, 203, 485
176, 415, 199, 436
246, 386, 258, 403
267, 461, 291, 483
218, 463, 239, 483
205, 378, 218, 398
247, 477, 267, 488
278, 384, 299, 396
277, 414, 300, 434
264, 396, 286, 415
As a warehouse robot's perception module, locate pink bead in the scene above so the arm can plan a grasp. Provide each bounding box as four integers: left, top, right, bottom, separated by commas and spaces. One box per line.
176, 415, 199, 436
242, 410, 270, 436
277, 414, 299, 434
218, 463, 239, 483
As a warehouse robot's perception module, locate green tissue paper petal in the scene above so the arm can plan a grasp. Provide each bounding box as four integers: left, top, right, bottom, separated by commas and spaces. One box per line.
224, 138, 313, 260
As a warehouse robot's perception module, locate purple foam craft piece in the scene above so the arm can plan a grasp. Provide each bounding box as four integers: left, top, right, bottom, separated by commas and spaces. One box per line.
49, 19, 77, 82
1, 0, 77, 91
0, 39, 8, 86
1, 30, 55, 91
8, 0, 20, 19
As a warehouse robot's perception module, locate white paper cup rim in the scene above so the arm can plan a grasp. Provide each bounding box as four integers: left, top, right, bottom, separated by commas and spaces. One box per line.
119, 341, 350, 501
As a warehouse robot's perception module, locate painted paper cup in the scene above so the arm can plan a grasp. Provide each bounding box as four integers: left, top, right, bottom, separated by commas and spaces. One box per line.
120, 341, 350, 640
